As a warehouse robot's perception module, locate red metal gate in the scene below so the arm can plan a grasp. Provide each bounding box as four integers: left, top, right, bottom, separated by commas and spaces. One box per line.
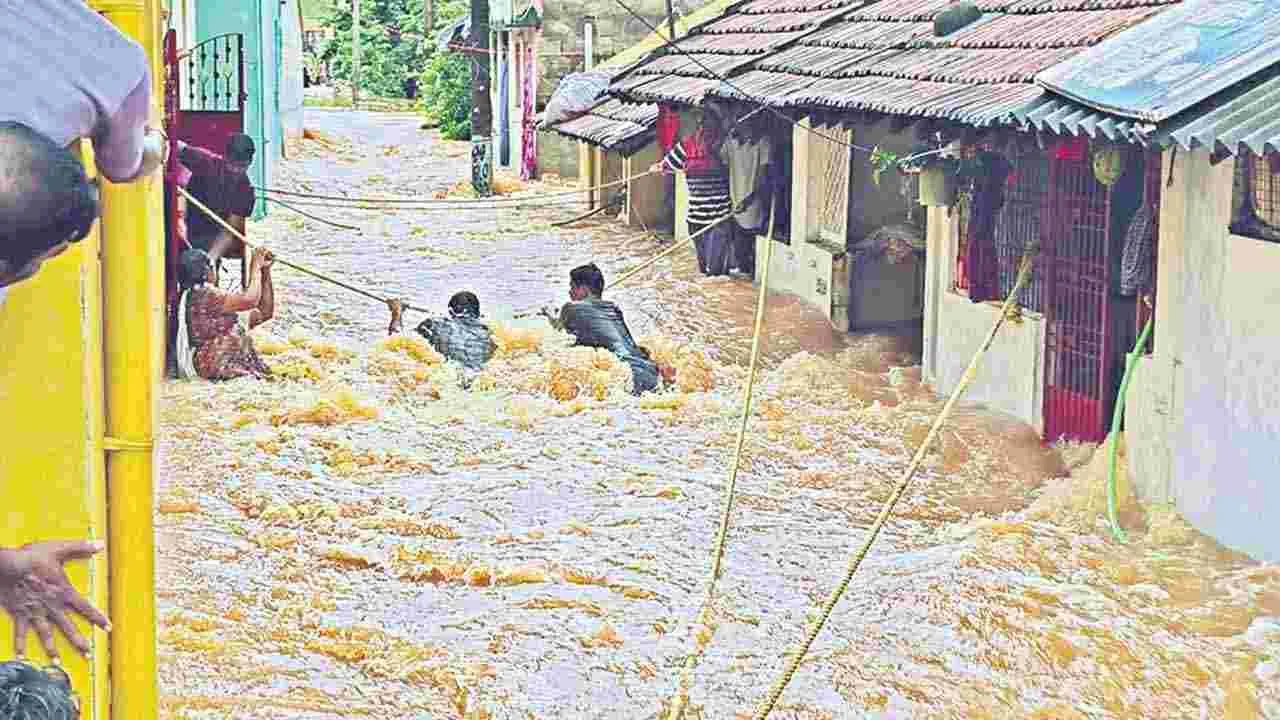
163, 29, 247, 367
1042, 138, 1114, 443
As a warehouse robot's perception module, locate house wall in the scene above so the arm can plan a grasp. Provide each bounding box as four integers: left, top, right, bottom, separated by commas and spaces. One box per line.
196, 0, 274, 219
623, 143, 667, 230
1125, 148, 1280, 563
279, 0, 305, 146
752, 116, 844, 323
922, 205, 1046, 433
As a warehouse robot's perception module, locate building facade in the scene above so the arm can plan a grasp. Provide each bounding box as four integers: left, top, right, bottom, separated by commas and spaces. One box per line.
168, 0, 305, 217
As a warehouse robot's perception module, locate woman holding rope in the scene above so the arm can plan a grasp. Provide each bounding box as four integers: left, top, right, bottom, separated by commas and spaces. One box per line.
651, 105, 733, 277
174, 247, 275, 381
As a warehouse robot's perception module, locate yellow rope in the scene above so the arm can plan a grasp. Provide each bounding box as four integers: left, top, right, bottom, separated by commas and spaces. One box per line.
666, 198, 777, 720
177, 186, 432, 315
750, 253, 1036, 720
606, 215, 733, 291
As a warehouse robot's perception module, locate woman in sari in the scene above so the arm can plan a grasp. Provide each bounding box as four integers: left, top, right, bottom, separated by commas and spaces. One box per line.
175, 246, 274, 380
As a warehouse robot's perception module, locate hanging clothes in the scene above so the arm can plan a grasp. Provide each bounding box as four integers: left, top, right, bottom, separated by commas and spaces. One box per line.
964, 151, 1014, 303
657, 105, 681, 154
520, 36, 539, 180
1119, 202, 1156, 296
721, 132, 772, 232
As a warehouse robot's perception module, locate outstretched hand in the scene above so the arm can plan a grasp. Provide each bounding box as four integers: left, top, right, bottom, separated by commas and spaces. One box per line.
0, 542, 111, 660
387, 299, 406, 335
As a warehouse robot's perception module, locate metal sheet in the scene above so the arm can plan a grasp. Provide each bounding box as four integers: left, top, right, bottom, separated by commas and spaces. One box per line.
1037, 0, 1280, 122
1017, 64, 1280, 156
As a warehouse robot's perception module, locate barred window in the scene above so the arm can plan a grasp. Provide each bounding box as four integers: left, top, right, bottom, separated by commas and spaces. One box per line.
1231, 152, 1280, 242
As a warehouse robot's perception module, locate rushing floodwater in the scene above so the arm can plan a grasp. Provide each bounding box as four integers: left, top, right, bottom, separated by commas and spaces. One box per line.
154, 111, 1279, 719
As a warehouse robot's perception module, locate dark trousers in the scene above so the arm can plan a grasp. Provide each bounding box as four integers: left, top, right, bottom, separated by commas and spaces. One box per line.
688, 220, 731, 276
731, 220, 757, 276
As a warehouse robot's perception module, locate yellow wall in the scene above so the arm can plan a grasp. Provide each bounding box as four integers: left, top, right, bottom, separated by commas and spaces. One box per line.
0, 1, 164, 717
0, 143, 111, 718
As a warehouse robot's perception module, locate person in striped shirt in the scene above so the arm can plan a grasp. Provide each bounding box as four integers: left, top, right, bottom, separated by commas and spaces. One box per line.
651, 106, 733, 276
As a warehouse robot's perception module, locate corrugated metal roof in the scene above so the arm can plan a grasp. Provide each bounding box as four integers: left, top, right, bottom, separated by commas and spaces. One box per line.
1037, 0, 1280, 122
1015, 62, 1280, 156
782, 75, 1043, 122
629, 52, 759, 78
542, 98, 659, 155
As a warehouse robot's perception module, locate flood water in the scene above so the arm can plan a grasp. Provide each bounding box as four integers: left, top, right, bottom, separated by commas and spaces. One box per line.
154, 111, 1279, 719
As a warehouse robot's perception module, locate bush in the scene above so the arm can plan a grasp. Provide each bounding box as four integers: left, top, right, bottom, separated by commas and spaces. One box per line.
420, 53, 471, 140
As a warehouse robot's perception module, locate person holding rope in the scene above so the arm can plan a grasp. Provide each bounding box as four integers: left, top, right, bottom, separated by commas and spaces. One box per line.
175, 135, 257, 268
650, 106, 733, 277
541, 263, 664, 395
386, 292, 496, 388
174, 247, 275, 381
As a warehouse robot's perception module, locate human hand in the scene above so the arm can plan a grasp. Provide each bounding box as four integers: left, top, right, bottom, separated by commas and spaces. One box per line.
250, 247, 269, 267
0, 542, 110, 659
387, 299, 406, 335
260, 250, 275, 272
649, 162, 663, 174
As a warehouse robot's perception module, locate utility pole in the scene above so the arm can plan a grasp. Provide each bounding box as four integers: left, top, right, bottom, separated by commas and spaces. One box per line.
425, 0, 434, 41
351, 0, 362, 109
665, 0, 676, 43
470, 0, 493, 195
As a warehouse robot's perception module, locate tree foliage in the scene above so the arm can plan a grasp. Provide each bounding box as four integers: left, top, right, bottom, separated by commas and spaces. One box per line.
420, 52, 472, 139
320, 0, 468, 99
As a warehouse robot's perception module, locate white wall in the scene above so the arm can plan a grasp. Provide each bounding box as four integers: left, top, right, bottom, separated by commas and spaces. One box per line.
922, 206, 1046, 433
279, 0, 305, 145
1125, 148, 1280, 562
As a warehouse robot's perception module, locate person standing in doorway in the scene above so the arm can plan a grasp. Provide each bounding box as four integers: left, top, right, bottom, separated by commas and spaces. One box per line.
720, 121, 773, 277
176, 134, 257, 265
651, 107, 733, 276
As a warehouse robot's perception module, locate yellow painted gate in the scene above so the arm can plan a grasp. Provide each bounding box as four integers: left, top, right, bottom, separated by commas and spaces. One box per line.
0, 1, 166, 717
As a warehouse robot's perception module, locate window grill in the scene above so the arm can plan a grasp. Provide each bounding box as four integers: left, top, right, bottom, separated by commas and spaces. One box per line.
1042, 138, 1114, 443
1231, 152, 1280, 242
996, 139, 1049, 313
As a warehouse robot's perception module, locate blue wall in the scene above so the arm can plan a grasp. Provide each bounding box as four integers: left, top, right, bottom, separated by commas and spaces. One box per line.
196, 0, 282, 220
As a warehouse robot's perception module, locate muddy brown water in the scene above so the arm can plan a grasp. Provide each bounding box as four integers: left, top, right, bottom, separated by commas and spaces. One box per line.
154, 111, 1279, 719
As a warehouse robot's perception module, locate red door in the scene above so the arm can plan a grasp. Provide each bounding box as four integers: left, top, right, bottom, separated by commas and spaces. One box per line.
1042, 140, 1114, 443
163, 30, 247, 366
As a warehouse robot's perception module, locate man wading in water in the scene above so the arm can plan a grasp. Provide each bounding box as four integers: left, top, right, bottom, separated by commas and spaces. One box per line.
541, 263, 666, 395
387, 291, 496, 388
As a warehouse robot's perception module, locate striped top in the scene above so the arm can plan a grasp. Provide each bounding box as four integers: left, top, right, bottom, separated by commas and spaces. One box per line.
663, 140, 732, 226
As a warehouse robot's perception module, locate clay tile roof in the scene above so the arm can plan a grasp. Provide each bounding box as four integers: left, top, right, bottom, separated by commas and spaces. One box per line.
712, 0, 1181, 124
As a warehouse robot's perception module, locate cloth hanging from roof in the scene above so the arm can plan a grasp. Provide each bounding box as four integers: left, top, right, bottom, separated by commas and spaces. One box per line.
521, 39, 538, 180
656, 104, 681, 154
721, 134, 772, 232
964, 152, 1013, 303
1119, 201, 1156, 296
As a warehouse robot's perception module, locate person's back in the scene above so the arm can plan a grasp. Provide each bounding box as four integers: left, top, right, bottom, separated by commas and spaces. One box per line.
0, 2, 154, 183
555, 264, 659, 395
412, 291, 496, 387
417, 314, 495, 371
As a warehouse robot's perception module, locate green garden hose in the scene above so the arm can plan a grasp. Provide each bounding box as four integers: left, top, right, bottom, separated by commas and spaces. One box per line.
1107, 300, 1155, 544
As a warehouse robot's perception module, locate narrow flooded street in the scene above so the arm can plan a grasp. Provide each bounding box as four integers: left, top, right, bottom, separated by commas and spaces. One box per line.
155, 110, 1279, 719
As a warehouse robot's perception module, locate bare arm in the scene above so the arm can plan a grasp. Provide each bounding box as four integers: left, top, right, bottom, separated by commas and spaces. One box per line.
221, 249, 265, 313
248, 254, 275, 329
94, 69, 151, 183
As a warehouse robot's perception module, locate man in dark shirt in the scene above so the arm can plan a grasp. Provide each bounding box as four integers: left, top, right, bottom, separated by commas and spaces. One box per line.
543, 263, 660, 395
387, 292, 496, 388
177, 134, 256, 263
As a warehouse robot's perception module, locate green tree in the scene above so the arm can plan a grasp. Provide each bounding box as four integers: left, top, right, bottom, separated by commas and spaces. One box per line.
320, 0, 469, 99
419, 52, 471, 139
